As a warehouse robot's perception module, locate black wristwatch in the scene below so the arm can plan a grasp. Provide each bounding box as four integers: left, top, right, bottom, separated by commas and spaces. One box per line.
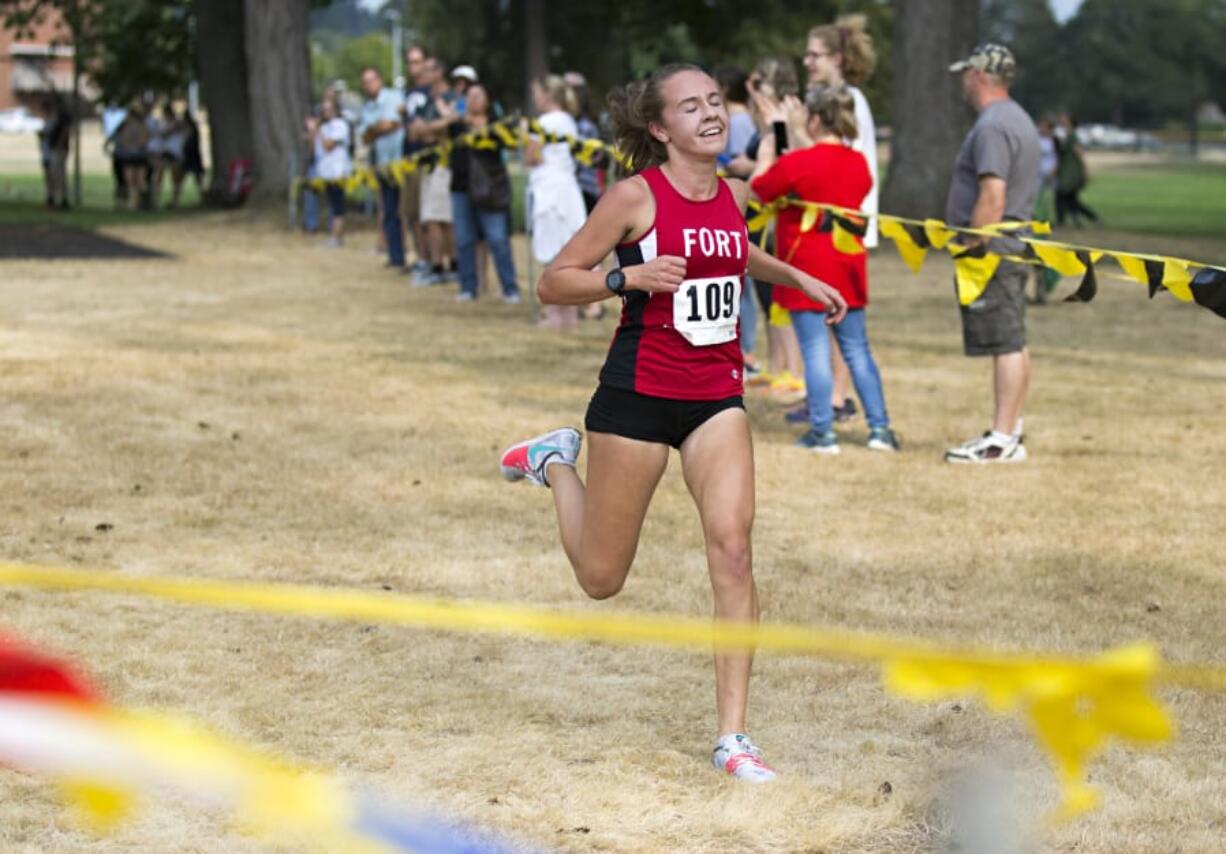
605, 268, 627, 295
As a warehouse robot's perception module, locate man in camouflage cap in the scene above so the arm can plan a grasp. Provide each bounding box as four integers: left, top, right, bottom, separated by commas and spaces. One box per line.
943, 43, 1040, 464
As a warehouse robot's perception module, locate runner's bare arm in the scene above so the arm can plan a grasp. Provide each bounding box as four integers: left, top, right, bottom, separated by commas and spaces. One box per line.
723, 177, 847, 323
537, 177, 687, 305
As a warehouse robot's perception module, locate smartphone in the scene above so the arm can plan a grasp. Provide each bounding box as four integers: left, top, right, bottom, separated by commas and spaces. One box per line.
772, 120, 788, 155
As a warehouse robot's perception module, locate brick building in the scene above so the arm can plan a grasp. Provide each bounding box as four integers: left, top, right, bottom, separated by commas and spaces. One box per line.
0, 11, 75, 111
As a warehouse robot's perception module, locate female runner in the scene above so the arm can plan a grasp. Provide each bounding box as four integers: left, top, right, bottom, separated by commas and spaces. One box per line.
499, 64, 846, 781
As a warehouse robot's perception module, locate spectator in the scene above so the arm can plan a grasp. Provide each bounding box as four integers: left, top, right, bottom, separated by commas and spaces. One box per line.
1054, 113, 1100, 228
407, 56, 457, 285
313, 98, 353, 248
401, 44, 433, 279
523, 75, 587, 330
751, 84, 899, 455
564, 70, 609, 321
741, 56, 805, 402
712, 64, 762, 377
359, 66, 407, 269
38, 97, 70, 210
301, 112, 322, 233
101, 103, 128, 206
943, 44, 1040, 464
113, 107, 150, 212
161, 105, 190, 208
146, 104, 168, 209
450, 65, 477, 115
803, 14, 881, 424
181, 109, 205, 200
446, 84, 519, 303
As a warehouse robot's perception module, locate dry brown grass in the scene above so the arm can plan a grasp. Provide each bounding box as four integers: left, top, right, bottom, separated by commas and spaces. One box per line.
1, 213, 1225, 853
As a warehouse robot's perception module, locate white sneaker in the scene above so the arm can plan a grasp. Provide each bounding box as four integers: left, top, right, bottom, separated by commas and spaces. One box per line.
945, 432, 1027, 464
499, 428, 582, 487
712, 733, 776, 783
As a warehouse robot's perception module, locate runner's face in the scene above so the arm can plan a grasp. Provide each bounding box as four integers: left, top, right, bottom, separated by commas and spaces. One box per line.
655, 70, 727, 159
804, 36, 840, 87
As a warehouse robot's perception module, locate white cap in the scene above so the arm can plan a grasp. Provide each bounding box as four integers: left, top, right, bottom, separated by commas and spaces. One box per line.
450, 65, 478, 83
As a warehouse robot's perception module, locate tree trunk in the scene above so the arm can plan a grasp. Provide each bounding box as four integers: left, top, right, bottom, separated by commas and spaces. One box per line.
881, 0, 979, 219
193, 0, 254, 199
243, 0, 312, 201
523, 0, 547, 112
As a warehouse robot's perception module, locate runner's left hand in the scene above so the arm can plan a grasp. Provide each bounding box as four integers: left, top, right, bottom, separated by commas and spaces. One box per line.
797, 275, 847, 324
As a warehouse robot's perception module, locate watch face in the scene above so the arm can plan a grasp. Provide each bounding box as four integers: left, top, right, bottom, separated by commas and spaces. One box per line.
607, 269, 626, 292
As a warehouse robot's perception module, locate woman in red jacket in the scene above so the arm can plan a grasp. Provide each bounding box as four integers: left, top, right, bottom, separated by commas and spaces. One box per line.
751, 85, 899, 455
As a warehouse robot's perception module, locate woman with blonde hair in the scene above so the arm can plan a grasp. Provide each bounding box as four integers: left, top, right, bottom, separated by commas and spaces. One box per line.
523, 74, 587, 329
798, 14, 880, 424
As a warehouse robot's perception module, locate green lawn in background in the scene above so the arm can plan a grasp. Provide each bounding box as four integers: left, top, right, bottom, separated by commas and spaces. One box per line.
1, 159, 1222, 239
0, 171, 205, 228
1079, 160, 1226, 238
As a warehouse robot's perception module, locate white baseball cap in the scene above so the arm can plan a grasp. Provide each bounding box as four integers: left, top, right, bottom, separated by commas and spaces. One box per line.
450, 65, 478, 83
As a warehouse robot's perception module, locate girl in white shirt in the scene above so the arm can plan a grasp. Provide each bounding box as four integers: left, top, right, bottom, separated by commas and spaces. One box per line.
312, 100, 353, 247
523, 75, 587, 329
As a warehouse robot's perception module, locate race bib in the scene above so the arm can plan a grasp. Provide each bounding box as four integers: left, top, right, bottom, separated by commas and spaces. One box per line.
673, 276, 741, 347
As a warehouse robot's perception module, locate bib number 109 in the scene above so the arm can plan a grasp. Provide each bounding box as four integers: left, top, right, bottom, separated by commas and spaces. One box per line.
673, 276, 741, 347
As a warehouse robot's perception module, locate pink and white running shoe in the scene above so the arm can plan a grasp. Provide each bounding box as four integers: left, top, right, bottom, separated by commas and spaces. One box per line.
499, 427, 582, 487
712, 733, 776, 783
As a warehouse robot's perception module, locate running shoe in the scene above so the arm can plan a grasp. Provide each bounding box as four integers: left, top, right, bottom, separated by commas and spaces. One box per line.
866, 427, 901, 452
712, 733, 776, 783
499, 428, 582, 487
744, 370, 776, 389
833, 398, 859, 423
768, 372, 806, 405
796, 429, 840, 455
944, 432, 1027, 464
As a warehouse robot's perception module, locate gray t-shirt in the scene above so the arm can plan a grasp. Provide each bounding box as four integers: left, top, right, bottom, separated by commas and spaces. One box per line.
945, 98, 1040, 227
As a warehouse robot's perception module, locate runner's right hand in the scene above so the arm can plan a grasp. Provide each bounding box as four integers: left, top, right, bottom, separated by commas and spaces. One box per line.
625, 255, 686, 294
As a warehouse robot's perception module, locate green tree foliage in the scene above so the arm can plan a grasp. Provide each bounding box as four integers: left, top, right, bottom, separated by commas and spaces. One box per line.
0, 0, 193, 104
402, 0, 892, 117
979, 0, 1226, 129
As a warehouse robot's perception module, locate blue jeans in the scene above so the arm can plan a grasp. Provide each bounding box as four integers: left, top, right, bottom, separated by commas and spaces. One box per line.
452, 191, 519, 298
791, 308, 889, 433
740, 277, 759, 356
378, 175, 404, 267
302, 188, 320, 232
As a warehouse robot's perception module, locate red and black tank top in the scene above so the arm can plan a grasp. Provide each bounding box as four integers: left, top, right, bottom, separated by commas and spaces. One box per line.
598, 166, 748, 401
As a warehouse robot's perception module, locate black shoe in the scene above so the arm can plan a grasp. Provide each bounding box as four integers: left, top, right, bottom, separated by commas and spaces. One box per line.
833, 398, 858, 423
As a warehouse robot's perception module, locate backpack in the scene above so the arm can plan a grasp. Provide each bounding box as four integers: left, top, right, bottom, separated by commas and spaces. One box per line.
468, 151, 511, 210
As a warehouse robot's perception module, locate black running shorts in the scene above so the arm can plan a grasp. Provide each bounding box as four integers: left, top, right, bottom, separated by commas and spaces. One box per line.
584, 384, 744, 449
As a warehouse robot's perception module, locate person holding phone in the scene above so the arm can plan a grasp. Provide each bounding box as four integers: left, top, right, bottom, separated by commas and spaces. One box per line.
498, 64, 846, 781
751, 84, 899, 455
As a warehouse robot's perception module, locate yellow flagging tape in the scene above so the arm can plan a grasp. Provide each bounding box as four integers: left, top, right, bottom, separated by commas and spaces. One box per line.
4, 561, 1226, 822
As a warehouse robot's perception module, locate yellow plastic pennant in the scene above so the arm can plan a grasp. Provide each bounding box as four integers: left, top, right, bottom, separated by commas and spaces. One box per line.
923, 219, 958, 250
886, 642, 1172, 822
4, 560, 1222, 827
1031, 242, 1087, 277
879, 217, 928, 273
1161, 259, 1194, 302
832, 219, 866, 255
799, 202, 820, 234
954, 250, 1002, 305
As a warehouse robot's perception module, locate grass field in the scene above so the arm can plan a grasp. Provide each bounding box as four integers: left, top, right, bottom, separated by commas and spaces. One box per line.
1, 190, 1225, 852
1077, 160, 1226, 238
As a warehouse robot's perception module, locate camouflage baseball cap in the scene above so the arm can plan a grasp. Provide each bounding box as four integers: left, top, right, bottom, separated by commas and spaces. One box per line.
949, 43, 1016, 79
